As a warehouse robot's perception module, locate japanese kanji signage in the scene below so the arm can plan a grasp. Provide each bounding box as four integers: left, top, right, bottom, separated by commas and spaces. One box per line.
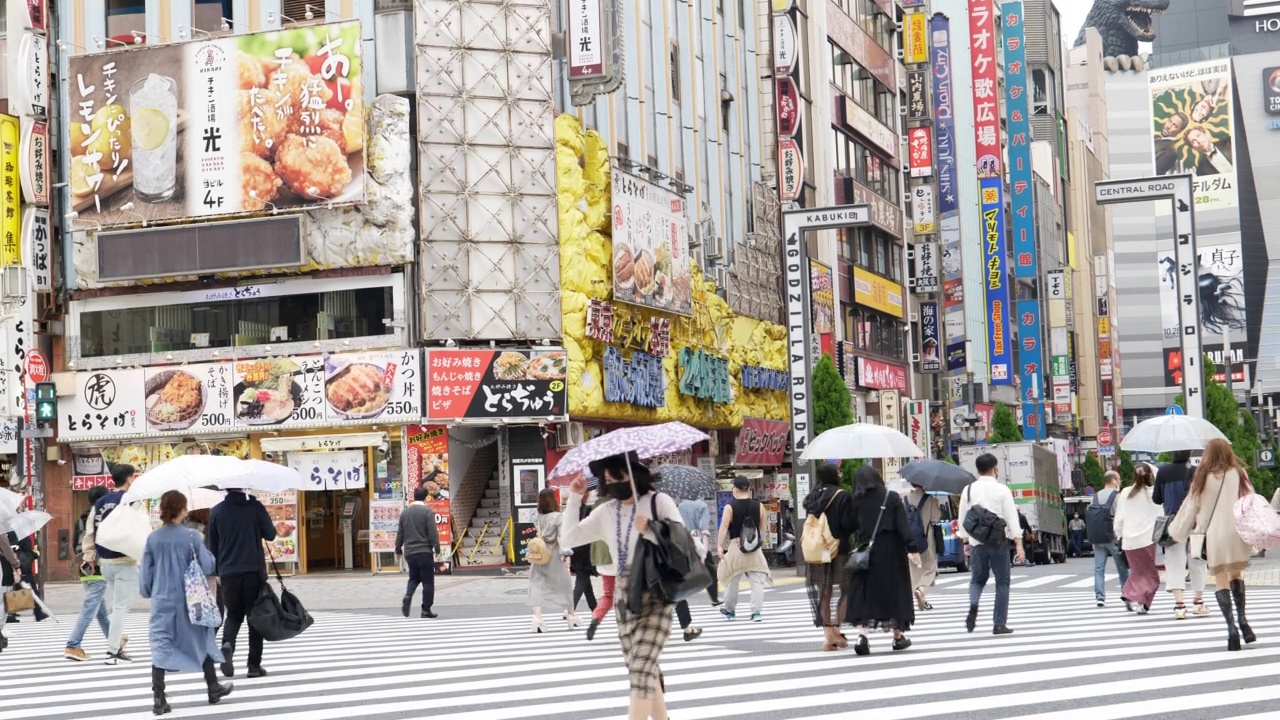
778, 138, 804, 202
426, 349, 567, 421
611, 167, 692, 315
774, 14, 798, 74
0, 115, 19, 267
968, 0, 1003, 178
908, 126, 933, 178
920, 301, 942, 373
980, 177, 1012, 384
67, 21, 365, 229
859, 357, 908, 393
20, 118, 47, 206
906, 71, 928, 120
905, 12, 928, 65
777, 77, 800, 138
1002, 1, 1044, 439
734, 418, 790, 466
912, 240, 939, 293
567, 0, 605, 78
911, 185, 936, 234
20, 207, 49, 290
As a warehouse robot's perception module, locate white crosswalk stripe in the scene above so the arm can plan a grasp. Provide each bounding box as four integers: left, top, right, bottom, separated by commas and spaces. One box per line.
4, 588, 1280, 719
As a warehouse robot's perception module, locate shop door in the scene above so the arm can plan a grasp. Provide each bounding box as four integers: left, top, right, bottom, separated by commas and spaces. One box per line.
305, 491, 369, 572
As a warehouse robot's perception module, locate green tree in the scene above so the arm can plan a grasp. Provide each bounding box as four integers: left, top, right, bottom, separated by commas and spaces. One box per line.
989, 404, 1022, 443
809, 354, 859, 490
1117, 450, 1136, 481
1081, 452, 1106, 490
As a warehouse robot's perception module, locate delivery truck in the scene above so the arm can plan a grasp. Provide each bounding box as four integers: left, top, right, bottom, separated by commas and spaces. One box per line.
958, 442, 1067, 564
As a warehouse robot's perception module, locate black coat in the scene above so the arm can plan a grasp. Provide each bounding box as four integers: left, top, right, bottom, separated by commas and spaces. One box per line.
845, 487, 918, 630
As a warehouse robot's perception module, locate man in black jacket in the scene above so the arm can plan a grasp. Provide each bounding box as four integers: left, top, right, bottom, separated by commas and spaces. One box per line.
396, 486, 440, 619
208, 490, 277, 679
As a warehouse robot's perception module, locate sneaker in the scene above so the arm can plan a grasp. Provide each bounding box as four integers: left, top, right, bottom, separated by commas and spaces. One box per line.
120, 634, 129, 654
421, 610, 438, 619
247, 666, 268, 679
64, 646, 90, 662
751, 612, 763, 623
683, 627, 703, 642
1096, 599, 1105, 608
103, 650, 133, 665
1193, 602, 1210, 616
719, 608, 735, 621
1124, 600, 1135, 613
992, 626, 1015, 635
1174, 605, 1188, 620
1137, 605, 1150, 615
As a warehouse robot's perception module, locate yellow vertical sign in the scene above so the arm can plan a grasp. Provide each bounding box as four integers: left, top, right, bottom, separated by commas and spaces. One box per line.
906, 13, 928, 65
0, 115, 19, 267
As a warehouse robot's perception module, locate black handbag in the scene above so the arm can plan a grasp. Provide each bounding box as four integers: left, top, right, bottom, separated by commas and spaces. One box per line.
248, 546, 314, 642
626, 494, 713, 611
846, 494, 889, 573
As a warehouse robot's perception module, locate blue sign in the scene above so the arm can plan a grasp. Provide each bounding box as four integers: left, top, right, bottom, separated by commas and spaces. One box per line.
1167, 404, 1185, 416
1001, 1, 1044, 439
930, 15, 959, 220
946, 341, 967, 372
920, 301, 942, 373
979, 177, 1012, 386
602, 346, 665, 408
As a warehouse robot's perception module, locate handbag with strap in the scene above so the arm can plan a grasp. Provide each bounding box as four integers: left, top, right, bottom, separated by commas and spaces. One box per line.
184, 539, 221, 628
626, 494, 713, 611
1152, 514, 1175, 547
845, 493, 889, 574
525, 521, 552, 565
248, 544, 314, 642
3, 585, 34, 614
1189, 473, 1228, 562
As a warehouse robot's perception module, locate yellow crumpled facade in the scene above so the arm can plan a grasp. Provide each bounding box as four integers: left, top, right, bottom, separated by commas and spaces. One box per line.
556, 114, 788, 429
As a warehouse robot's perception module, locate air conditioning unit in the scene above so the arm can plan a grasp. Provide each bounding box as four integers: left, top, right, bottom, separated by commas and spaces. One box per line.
895, 48, 905, 61
556, 421, 586, 449
706, 235, 726, 260
714, 266, 730, 290
691, 244, 706, 271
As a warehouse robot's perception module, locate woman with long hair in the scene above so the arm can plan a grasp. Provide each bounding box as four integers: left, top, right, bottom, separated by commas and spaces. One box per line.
1114, 464, 1162, 614
802, 463, 855, 651
845, 465, 921, 655
139, 490, 233, 715
1170, 438, 1255, 650
563, 452, 684, 720
528, 488, 575, 633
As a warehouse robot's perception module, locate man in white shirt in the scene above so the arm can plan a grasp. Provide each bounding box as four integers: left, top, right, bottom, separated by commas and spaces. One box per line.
957, 452, 1024, 636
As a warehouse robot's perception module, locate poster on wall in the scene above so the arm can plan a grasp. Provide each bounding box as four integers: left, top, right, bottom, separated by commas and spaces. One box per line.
919, 301, 941, 373
1149, 58, 1237, 212
610, 167, 692, 315
404, 423, 450, 498
514, 464, 546, 506
810, 261, 835, 335
1156, 245, 1245, 339
259, 491, 299, 563
429, 498, 453, 573
66, 21, 366, 228
368, 499, 401, 554
425, 349, 568, 421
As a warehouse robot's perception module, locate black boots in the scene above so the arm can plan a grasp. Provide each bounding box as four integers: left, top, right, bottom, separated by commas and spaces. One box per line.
1231, 579, 1257, 645
202, 658, 234, 705
151, 667, 171, 716
965, 604, 978, 633
1215, 588, 1242, 651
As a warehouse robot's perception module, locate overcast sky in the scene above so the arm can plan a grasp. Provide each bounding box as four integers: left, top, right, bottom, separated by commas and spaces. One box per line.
1054, 0, 1091, 49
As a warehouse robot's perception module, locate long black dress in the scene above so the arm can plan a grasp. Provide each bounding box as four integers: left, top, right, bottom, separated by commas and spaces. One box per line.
845, 487, 919, 631
803, 484, 857, 628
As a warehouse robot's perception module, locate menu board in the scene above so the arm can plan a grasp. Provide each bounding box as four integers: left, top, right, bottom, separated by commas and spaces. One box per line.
428, 498, 452, 575
287, 449, 367, 491
258, 491, 299, 564
369, 499, 401, 553
512, 522, 536, 567
58, 349, 423, 442
424, 349, 567, 421
404, 424, 449, 498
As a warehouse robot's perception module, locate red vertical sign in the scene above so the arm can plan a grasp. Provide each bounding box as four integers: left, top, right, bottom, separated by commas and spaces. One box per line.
967, 0, 1003, 179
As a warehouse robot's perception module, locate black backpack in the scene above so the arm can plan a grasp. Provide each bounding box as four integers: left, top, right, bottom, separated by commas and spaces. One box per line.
962, 485, 1008, 545
739, 500, 762, 553
1086, 491, 1119, 545
906, 494, 930, 550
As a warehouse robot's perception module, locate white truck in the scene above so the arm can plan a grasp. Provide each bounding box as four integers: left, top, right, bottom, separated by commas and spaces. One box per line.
958, 442, 1068, 564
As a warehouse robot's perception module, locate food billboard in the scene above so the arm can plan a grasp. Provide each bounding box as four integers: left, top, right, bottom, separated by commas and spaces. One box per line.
57, 349, 421, 442
610, 167, 692, 315
66, 21, 364, 228
424, 349, 569, 421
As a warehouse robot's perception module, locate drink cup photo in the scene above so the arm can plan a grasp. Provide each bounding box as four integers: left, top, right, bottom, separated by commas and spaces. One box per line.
130, 73, 178, 202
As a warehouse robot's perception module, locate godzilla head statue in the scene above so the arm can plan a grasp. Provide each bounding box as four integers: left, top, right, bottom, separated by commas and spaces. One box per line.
1073, 0, 1169, 72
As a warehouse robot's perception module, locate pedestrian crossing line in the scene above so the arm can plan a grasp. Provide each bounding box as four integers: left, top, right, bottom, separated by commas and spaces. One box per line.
8, 591, 1280, 719
1063, 575, 1118, 588
930, 573, 974, 585
1008, 574, 1075, 588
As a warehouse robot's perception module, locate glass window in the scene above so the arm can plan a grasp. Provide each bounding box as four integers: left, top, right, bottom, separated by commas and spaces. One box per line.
192, 0, 232, 34
78, 285, 395, 358
106, 0, 146, 46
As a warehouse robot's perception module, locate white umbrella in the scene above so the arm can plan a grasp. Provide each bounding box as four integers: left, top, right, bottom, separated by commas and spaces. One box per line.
122, 455, 305, 503
1119, 415, 1228, 453
0, 510, 51, 538
800, 422, 925, 461
0, 487, 24, 528
189, 488, 226, 510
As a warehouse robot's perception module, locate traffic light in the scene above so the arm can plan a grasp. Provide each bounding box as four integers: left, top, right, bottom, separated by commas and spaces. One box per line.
34, 382, 56, 427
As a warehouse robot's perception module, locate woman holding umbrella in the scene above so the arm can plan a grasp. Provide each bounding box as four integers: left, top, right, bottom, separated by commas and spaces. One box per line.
563, 452, 685, 720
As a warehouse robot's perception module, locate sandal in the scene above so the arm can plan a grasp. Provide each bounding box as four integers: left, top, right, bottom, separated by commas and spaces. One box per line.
837, 632, 849, 649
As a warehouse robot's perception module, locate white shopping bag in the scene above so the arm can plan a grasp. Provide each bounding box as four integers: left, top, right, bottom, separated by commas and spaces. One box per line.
94, 502, 152, 561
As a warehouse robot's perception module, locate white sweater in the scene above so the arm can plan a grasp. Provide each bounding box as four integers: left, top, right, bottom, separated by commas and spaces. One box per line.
1113, 485, 1161, 551
562, 491, 683, 578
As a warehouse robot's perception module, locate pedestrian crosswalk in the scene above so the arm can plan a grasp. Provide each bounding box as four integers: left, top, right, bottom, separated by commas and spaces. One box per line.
5, 587, 1280, 719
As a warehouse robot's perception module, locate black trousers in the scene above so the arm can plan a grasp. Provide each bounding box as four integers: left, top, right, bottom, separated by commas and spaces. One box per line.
405, 552, 436, 612
220, 572, 264, 668
572, 572, 597, 611
152, 660, 218, 692
675, 555, 721, 629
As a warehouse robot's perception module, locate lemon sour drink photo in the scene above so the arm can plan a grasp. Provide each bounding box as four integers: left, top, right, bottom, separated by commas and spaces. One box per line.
130, 73, 178, 202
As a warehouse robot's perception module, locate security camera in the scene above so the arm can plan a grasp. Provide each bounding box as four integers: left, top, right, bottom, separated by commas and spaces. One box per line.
263, 451, 277, 461
376, 441, 390, 457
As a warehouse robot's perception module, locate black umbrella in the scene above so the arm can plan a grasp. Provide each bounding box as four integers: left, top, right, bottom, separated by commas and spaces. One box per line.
652, 464, 718, 502
898, 460, 976, 495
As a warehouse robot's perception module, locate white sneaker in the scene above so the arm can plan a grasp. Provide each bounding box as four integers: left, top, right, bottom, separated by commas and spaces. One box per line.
566, 612, 580, 630
1193, 602, 1210, 616
1175, 606, 1188, 620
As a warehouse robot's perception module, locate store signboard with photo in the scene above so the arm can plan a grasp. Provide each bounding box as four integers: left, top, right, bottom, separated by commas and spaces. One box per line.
259, 491, 299, 563
611, 167, 692, 315
424, 349, 568, 421
1148, 58, 1237, 212
57, 349, 422, 442
404, 423, 449, 498
66, 21, 365, 229
368, 499, 401, 554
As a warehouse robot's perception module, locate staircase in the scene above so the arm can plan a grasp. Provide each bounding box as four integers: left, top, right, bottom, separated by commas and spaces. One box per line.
454, 472, 507, 567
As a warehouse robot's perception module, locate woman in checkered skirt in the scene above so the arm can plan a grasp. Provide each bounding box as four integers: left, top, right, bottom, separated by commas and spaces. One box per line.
564, 453, 685, 720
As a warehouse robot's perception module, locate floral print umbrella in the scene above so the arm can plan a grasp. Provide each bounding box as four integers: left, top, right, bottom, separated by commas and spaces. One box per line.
549, 422, 710, 481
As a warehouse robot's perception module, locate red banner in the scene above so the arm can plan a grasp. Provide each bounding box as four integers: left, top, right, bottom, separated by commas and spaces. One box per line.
907, 126, 933, 177
967, 0, 1003, 178
857, 357, 908, 392
735, 418, 790, 466
428, 498, 453, 575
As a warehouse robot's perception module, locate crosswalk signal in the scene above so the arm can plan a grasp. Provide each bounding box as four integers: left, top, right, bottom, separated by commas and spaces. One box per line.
34, 382, 56, 428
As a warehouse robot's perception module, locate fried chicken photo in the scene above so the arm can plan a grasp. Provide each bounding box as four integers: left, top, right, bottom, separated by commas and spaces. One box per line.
241, 152, 283, 211
265, 59, 334, 135
239, 88, 288, 159
237, 51, 266, 90
273, 134, 352, 199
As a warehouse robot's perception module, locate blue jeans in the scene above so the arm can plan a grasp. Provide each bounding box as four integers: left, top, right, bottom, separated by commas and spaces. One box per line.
969, 541, 1012, 628
66, 579, 109, 649
1093, 542, 1130, 601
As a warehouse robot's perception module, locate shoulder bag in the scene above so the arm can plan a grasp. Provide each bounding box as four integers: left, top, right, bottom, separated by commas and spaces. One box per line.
184, 537, 222, 628
248, 544, 314, 642
525, 521, 552, 565
845, 493, 888, 573
625, 494, 712, 611
1189, 473, 1227, 562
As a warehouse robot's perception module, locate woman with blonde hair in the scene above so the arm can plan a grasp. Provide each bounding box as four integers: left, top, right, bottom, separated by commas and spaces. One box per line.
1113, 463, 1161, 614
1170, 438, 1255, 650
